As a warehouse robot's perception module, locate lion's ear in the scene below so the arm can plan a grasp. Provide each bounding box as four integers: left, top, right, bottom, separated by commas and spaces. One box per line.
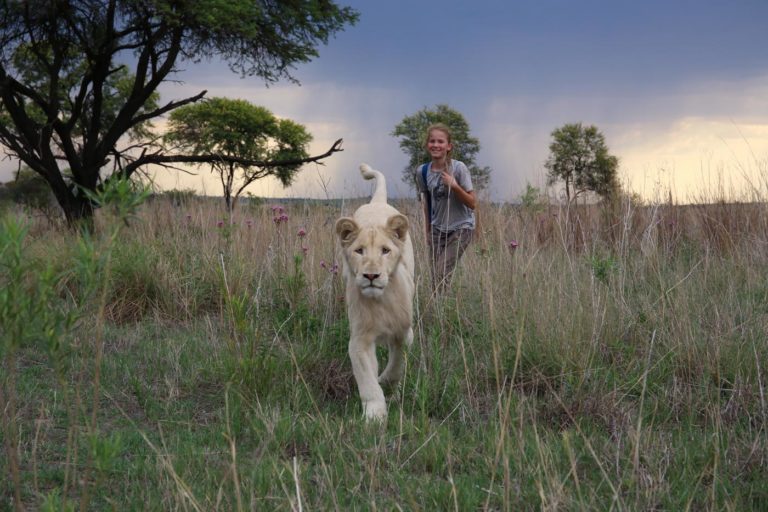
335, 217, 360, 247
386, 214, 409, 241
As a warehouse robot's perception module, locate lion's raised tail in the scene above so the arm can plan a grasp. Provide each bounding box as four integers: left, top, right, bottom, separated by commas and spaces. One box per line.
360, 163, 388, 204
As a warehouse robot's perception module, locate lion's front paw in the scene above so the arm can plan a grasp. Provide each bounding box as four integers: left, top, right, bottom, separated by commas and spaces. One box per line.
363, 400, 387, 422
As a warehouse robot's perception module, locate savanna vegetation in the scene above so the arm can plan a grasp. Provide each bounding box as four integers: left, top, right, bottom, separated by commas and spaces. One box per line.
2, 177, 767, 510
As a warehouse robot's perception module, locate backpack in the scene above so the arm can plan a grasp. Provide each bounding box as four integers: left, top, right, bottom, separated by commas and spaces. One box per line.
421, 163, 431, 220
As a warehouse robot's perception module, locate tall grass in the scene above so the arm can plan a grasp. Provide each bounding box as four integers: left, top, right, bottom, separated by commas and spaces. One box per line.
1, 183, 767, 510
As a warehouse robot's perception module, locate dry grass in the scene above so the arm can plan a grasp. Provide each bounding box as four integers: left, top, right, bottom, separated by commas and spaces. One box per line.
2, 185, 768, 510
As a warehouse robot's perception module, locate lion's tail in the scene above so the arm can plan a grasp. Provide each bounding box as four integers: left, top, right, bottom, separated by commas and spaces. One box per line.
359, 163, 387, 204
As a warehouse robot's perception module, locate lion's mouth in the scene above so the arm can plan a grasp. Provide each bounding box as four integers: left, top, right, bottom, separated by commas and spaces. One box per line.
361, 283, 384, 297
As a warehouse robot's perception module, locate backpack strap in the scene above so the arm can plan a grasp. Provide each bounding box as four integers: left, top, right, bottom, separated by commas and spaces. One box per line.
421, 163, 431, 221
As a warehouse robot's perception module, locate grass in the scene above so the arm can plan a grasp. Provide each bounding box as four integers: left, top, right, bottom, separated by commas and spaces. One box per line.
2, 186, 767, 510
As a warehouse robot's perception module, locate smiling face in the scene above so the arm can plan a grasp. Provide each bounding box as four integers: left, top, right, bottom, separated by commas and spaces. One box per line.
426, 128, 453, 161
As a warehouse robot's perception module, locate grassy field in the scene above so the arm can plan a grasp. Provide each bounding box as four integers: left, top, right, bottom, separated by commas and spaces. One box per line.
1, 188, 767, 511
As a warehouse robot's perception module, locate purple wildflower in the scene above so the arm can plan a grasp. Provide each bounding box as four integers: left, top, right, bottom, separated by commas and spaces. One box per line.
320, 260, 339, 274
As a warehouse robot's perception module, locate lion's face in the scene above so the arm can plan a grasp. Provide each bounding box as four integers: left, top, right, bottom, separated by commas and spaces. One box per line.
336, 214, 409, 299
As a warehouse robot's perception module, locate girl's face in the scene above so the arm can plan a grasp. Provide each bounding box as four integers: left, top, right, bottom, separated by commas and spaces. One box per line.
426, 129, 452, 160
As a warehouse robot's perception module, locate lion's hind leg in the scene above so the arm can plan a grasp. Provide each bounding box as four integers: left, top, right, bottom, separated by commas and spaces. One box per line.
378, 328, 412, 386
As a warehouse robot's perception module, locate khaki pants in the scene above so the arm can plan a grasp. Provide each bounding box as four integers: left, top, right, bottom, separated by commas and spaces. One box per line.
429, 227, 473, 292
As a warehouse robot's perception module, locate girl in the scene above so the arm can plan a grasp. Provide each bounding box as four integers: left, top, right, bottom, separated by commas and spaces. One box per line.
416, 123, 476, 292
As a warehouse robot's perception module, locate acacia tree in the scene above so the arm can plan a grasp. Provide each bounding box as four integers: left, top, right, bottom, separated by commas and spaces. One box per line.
392, 104, 491, 193
0, 0, 356, 224
165, 97, 312, 213
544, 123, 620, 203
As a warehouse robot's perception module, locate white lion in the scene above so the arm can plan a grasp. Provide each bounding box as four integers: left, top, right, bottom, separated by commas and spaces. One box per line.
335, 163, 415, 421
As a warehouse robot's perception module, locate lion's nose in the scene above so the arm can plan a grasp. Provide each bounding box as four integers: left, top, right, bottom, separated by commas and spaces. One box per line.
363, 273, 380, 283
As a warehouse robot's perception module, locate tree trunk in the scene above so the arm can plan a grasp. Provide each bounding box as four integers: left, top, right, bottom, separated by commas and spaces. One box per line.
47, 175, 96, 229
224, 164, 235, 215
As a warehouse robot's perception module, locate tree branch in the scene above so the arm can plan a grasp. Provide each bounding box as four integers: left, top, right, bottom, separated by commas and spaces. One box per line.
130, 90, 207, 127
121, 138, 344, 177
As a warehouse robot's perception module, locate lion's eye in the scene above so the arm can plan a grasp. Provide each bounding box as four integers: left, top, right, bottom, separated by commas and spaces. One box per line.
382, 247, 391, 255
354, 248, 364, 255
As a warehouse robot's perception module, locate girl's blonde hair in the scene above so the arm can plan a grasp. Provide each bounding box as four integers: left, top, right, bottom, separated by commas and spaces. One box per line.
425, 123, 453, 169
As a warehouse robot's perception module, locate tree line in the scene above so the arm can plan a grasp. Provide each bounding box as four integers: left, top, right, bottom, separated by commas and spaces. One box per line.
1, 0, 620, 227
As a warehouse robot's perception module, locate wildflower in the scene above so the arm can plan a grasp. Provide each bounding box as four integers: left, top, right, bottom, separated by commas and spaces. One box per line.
246, 219, 253, 228
301, 245, 309, 255
297, 228, 307, 238
273, 213, 289, 224
508, 240, 519, 251
185, 214, 192, 221
270, 204, 285, 214
217, 220, 224, 228
320, 260, 339, 274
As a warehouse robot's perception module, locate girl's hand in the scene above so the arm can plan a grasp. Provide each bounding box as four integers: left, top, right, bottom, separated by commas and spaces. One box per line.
440, 170, 457, 189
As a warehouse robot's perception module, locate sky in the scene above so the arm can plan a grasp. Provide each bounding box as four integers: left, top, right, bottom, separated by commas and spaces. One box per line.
4, 0, 768, 203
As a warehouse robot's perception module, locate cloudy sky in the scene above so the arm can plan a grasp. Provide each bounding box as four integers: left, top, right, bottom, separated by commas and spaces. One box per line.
5, 0, 768, 203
